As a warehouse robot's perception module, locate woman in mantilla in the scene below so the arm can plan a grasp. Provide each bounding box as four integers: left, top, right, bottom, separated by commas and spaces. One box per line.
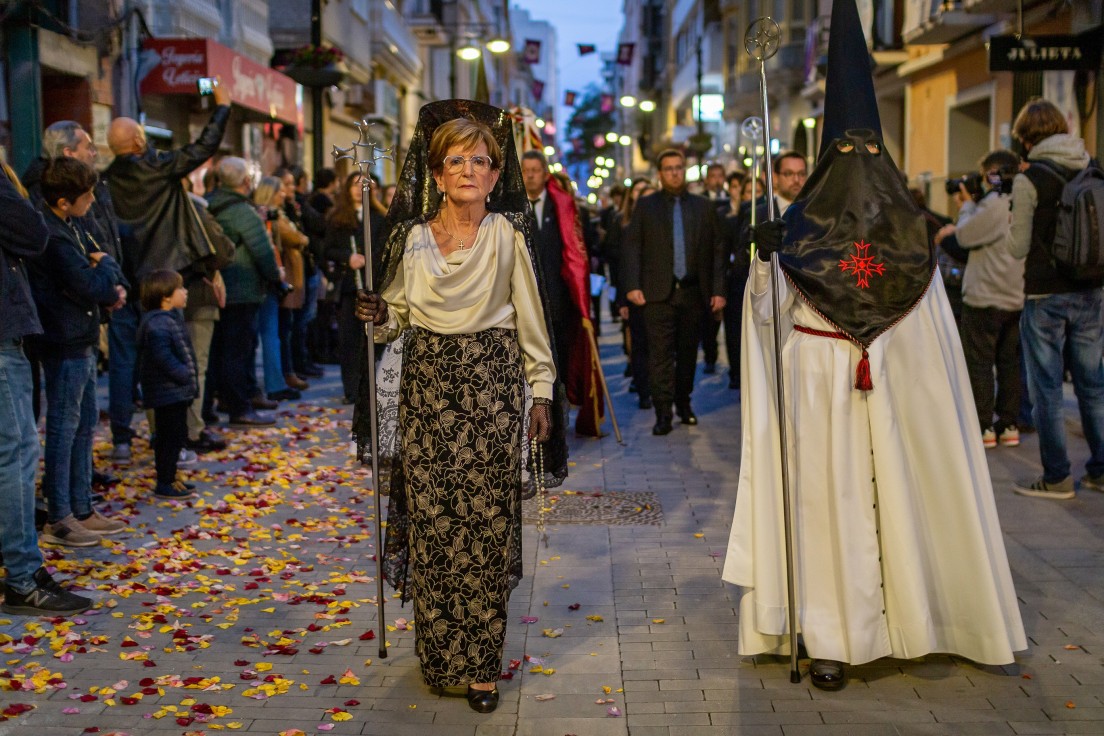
355, 100, 569, 713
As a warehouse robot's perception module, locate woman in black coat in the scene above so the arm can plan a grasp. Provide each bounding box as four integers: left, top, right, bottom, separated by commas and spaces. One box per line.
322, 173, 384, 402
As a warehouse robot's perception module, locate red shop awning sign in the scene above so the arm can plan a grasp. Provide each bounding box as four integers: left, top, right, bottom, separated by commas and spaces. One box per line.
140, 38, 301, 125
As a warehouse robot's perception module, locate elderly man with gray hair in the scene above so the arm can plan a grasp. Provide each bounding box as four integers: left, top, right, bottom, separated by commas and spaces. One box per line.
21, 121, 130, 481
204, 157, 281, 427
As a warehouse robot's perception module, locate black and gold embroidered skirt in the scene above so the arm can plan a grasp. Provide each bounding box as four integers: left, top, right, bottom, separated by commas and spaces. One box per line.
388, 327, 525, 686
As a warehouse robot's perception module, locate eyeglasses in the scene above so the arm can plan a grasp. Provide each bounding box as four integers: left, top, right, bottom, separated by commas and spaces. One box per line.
443, 155, 493, 174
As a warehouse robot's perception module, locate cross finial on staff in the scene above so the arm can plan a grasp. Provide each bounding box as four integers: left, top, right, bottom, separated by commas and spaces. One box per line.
331, 119, 394, 181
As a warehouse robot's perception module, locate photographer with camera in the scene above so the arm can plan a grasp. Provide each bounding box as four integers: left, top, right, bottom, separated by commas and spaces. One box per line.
105, 76, 231, 462
205, 158, 281, 427
935, 150, 1024, 450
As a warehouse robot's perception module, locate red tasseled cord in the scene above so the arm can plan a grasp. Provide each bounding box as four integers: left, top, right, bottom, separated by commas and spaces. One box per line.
854, 348, 873, 391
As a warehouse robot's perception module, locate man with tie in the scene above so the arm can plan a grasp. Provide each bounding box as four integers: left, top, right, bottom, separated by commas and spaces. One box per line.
622, 149, 727, 435
522, 150, 577, 378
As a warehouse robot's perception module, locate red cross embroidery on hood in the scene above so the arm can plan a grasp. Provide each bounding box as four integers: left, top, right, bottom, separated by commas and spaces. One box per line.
839, 239, 886, 288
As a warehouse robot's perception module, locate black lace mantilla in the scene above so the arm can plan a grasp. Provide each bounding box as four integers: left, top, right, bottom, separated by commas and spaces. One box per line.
351, 99, 570, 492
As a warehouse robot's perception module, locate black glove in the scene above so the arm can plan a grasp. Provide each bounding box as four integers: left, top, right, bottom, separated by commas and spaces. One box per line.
528, 398, 552, 442
355, 289, 388, 326
752, 219, 786, 262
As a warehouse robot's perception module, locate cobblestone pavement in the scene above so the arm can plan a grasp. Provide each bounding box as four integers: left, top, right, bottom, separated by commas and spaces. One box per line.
2, 317, 1104, 736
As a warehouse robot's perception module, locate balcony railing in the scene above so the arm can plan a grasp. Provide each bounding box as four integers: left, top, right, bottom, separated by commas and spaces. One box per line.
372, 0, 422, 81
903, 1, 997, 45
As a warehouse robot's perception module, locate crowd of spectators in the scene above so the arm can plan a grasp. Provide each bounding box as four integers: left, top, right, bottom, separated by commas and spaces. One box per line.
0, 79, 387, 616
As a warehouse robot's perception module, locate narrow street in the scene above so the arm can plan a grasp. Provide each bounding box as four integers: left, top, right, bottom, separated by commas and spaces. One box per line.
3, 320, 1104, 736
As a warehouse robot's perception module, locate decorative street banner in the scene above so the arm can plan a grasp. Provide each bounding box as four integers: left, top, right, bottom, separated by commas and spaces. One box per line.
617, 43, 635, 66
989, 31, 1102, 72
523, 39, 542, 65
600, 93, 614, 113
577, 44, 596, 56
564, 90, 577, 107
531, 79, 545, 101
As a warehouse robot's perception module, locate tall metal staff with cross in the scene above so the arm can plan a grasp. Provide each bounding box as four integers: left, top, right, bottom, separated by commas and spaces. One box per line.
745, 16, 801, 685
332, 121, 393, 659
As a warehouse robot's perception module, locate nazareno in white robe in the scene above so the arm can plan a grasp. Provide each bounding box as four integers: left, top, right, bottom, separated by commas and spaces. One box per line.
722, 257, 1027, 666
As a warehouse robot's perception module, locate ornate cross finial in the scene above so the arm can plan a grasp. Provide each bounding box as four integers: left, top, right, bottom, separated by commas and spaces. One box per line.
330, 119, 395, 182
744, 17, 781, 62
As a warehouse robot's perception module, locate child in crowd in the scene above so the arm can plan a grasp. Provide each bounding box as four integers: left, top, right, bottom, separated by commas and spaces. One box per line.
29, 157, 128, 547
137, 270, 199, 500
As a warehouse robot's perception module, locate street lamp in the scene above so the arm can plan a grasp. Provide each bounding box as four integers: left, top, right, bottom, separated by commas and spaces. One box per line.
486, 37, 511, 54
618, 135, 631, 146
620, 94, 637, 107
638, 100, 656, 113
543, 145, 555, 157
456, 41, 482, 60
605, 132, 618, 142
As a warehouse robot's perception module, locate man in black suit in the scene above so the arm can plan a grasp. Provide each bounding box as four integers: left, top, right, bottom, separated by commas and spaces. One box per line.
622, 149, 727, 435
522, 150, 574, 377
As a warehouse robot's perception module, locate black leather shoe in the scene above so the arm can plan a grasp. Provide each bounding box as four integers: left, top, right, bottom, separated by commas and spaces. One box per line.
251, 395, 279, 411
652, 416, 673, 435
92, 470, 119, 487
268, 388, 300, 401
229, 411, 276, 428
639, 396, 653, 410
703, 362, 716, 375
810, 659, 846, 691
186, 430, 228, 453
300, 364, 325, 378
677, 408, 698, 426
466, 685, 499, 713
728, 374, 739, 390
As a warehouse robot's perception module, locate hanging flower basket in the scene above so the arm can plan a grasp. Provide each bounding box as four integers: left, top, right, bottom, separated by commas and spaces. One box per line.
285, 65, 346, 87
283, 44, 348, 87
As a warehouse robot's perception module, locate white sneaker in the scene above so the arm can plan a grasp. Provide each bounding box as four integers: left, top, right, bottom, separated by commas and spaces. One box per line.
178, 449, 198, 466
998, 425, 1020, 447
981, 427, 997, 449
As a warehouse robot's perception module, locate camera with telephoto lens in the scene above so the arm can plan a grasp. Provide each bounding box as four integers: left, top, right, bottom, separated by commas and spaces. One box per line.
944, 172, 984, 200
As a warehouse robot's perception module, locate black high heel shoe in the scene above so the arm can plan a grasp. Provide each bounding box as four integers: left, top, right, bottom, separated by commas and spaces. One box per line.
466, 685, 499, 713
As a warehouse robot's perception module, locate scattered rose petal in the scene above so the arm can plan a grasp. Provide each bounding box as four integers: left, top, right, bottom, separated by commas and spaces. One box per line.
534, 693, 556, 701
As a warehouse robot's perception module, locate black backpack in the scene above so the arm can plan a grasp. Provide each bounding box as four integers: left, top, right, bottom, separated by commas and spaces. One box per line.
1034, 159, 1104, 280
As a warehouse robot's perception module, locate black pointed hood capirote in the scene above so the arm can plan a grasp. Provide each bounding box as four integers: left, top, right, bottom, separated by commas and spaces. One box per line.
777, 1, 934, 387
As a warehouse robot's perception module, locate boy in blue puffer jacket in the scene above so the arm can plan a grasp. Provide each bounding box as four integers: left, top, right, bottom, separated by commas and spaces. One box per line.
137, 270, 198, 500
